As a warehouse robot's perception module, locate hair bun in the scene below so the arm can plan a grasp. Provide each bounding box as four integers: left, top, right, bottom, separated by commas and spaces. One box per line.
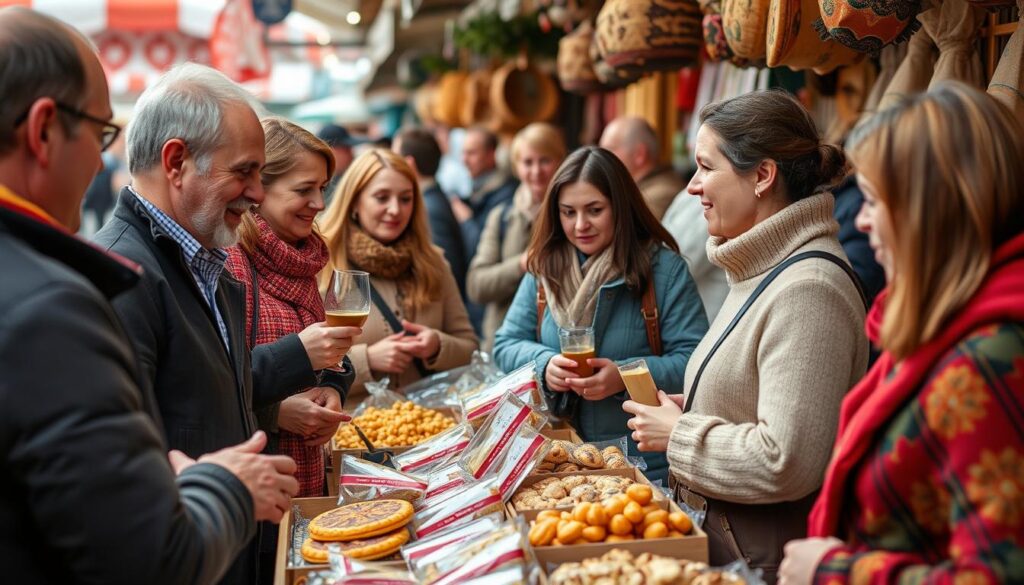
815, 143, 849, 192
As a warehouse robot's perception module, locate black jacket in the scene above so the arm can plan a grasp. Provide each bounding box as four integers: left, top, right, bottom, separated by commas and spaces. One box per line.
422, 182, 468, 296
832, 176, 885, 307
0, 203, 254, 584
461, 173, 519, 261
94, 189, 317, 458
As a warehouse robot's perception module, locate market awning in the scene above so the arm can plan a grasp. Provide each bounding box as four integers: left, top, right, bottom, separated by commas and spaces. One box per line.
0, 0, 228, 38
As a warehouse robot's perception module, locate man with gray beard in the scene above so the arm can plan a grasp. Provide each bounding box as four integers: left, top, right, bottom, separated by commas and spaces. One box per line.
93, 63, 355, 584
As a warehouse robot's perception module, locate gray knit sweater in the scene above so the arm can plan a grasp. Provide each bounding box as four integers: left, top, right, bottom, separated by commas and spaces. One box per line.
667, 193, 868, 504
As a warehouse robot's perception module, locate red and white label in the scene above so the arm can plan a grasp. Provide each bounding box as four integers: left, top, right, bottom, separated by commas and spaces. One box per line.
472, 405, 530, 479
399, 440, 469, 472
433, 549, 526, 585
417, 492, 502, 537
466, 381, 538, 421
425, 477, 466, 500
339, 475, 428, 490
498, 433, 547, 496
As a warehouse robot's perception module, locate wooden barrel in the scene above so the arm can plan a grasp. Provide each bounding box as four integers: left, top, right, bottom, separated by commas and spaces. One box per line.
433, 71, 469, 128
558, 22, 602, 95
489, 62, 560, 132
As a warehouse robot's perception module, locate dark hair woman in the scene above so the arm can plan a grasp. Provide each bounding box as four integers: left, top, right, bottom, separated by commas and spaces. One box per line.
493, 146, 709, 484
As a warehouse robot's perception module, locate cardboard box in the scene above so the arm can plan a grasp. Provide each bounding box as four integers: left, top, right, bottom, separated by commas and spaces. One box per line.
327, 406, 461, 496
505, 468, 708, 569
540, 428, 583, 443
274, 497, 408, 585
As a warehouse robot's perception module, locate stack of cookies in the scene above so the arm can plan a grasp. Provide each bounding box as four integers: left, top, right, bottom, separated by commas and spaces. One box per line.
511, 474, 636, 510
536, 441, 631, 474
301, 499, 414, 564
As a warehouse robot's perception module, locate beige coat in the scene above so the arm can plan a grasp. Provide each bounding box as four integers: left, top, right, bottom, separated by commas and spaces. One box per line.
346, 262, 478, 406
638, 166, 687, 220
465, 198, 534, 351
666, 193, 868, 504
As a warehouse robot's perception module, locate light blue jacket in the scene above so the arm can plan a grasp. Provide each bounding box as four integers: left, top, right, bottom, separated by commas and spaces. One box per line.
493, 247, 708, 483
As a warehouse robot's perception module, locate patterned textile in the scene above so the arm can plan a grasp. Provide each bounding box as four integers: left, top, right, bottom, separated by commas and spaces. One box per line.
809, 232, 1024, 583
346, 225, 416, 316
130, 188, 230, 349
226, 214, 329, 497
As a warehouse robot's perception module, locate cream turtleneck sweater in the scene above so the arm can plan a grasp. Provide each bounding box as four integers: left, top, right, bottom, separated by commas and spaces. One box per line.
667, 193, 868, 504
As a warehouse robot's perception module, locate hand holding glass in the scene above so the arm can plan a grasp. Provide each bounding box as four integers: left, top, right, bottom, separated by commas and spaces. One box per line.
617, 358, 659, 406
324, 270, 370, 366
558, 326, 596, 378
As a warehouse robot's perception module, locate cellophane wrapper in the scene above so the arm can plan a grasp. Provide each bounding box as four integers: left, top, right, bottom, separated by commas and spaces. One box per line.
410, 477, 504, 539
460, 362, 546, 426
458, 392, 547, 481
337, 454, 428, 505
390, 422, 474, 475
413, 517, 538, 585
400, 516, 503, 574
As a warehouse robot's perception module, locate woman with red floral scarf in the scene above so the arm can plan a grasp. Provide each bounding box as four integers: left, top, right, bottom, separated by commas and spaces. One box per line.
778, 83, 1024, 585
226, 118, 358, 499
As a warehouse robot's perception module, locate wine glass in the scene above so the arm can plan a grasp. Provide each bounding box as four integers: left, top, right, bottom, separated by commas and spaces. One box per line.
324, 269, 370, 367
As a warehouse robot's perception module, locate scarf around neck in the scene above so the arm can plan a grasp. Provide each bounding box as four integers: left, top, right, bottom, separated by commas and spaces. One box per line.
539, 244, 619, 329
346, 225, 417, 316
808, 231, 1024, 537
247, 213, 329, 338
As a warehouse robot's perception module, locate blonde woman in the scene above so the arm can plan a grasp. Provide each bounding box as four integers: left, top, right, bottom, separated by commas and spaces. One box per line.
466, 123, 566, 350
320, 149, 478, 404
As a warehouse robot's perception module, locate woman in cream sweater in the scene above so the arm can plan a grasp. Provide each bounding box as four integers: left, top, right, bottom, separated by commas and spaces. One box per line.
319, 149, 478, 405
623, 91, 869, 583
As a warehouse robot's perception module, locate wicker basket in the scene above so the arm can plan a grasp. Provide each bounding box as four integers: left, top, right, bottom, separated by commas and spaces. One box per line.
413, 81, 439, 125
558, 22, 603, 94
433, 71, 469, 127
767, 0, 864, 73
816, 0, 923, 54
460, 68, 497, 128
594, 0, 703, 79
721, 0, 770, 59
489, 62, 560, 132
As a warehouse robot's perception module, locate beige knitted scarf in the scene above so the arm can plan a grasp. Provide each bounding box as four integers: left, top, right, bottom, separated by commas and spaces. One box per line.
539, 244, 619, 329
346, 226, 416, 316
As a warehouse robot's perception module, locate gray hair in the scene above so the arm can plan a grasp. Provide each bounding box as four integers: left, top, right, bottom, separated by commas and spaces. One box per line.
126, 63, 263, 175
621, 117, 660, 164
0, 7, 87, 155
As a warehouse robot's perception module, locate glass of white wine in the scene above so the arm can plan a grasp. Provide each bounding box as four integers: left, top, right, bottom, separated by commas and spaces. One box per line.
324, 269, 370, 367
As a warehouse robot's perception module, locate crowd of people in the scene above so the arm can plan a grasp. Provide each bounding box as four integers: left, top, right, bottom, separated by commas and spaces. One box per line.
2, 6, 1023, 585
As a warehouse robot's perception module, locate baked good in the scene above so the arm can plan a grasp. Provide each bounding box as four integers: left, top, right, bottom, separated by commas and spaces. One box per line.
300, 526, 410, 563
545, 442, 570, 464
555, 462, 581, 473
308, 499, 414, 542
571, 444, 605, 469
511, 474, 638, 510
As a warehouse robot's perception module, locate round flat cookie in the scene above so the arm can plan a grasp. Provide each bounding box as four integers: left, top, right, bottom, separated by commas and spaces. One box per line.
308, 499, 414, 542
300, 528, 411, 564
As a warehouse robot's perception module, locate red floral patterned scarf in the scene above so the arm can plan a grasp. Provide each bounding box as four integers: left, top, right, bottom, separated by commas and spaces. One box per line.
809, 231, 1024, 537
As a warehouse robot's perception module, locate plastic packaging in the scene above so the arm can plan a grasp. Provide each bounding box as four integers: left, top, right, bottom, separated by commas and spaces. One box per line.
303, 551, 418, 585
337, 455, 428, 505
458, 392, 547, 481
461, 362, 546, 426
493, 426, 551, 501
351, 376, 401, 416
391, 422, 474, 475
400, 516, 503, 573
453, 351, 504, 397
400, 366, 469, 410
410, 477, 505, 539
413, 518, 537, 585
416, 461, 469, 510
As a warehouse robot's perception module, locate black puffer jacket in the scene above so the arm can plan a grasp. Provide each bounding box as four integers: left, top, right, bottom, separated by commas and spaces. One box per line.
0, 203, 253, 585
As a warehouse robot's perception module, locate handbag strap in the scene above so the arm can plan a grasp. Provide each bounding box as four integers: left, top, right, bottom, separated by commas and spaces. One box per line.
369, 282, 431, 378
535, 279, 663, 356
247, 254, 259, 349
683, 250, 867, 413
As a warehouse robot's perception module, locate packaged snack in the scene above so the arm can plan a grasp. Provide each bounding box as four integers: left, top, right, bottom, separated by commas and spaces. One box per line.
453, 351, 504, 398
303, 551, 418, 585
334, 400, 458, 449
391, 422, 474, 475
401, 366, 468, 410
414, 518, 535, 585
493, 426, 551, 501
401, 516, 503, 572
458, 566, 534, 585
352, 377, 401, 416
461, 362, 546, 425
337, 455, 428, 505
410, 478, 504, 539
416, 462, 469, 510
547, 550, 760, 584
458, 392, 547, 480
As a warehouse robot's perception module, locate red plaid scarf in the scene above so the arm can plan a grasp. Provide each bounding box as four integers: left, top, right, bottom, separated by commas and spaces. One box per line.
226, 214, 329, 497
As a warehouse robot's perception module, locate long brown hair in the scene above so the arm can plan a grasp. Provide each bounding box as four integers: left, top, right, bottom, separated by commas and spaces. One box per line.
237, 117, 335, 254
526, 146, 680, 306
318, 148, 445, 310
847, 81, 1024, 359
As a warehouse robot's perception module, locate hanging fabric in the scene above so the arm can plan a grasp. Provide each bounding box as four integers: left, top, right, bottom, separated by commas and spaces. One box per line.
877, 16, 938, 111
987, 0, 1024, 120
922, 0, 987, 88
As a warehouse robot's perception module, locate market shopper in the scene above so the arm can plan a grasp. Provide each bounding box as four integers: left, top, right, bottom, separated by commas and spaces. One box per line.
493, 146, 708, 484
600, 116, 685, 220
780, 83, 1024, 585
320, 149, 478, 404
453, 126, 519, 260
392, 127, 468, 295
466, 122, 567, 351
622, 90, 869, 583
0, 8, 297, 584
93, 64, 355, 585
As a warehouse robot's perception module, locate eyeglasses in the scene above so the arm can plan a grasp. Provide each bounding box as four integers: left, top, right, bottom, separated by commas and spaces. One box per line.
14, 101, 122, 152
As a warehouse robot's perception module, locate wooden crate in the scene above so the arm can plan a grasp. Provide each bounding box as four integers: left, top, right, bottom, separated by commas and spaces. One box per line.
273, 497, 407, 585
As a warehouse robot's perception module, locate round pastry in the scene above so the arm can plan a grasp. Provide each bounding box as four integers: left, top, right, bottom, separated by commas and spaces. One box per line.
536, 461, 557, 473
308, 500, 413, 542
556, 496, 576, 507
605, 454, 629, 469
561, 475, 587, 490
601, 445, 625, 459
545, 442, 570, 464
300, 526, 410, 563
554, 462, 580, 473
571, 444, 605, 469
541, 483, 567, 499
570, 484, 599, 502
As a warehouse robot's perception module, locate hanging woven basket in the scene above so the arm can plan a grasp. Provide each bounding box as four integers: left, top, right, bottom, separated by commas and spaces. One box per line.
594, 0, 703, 80
815, 0, 923, 54
489, 61, 560, 132
558, 22, 603, 94
721, 0, 770, 59
460, 67, 497, 128
433, 71, 469, 127
413, 81, 439, 125
767, 0, 864, 73
703, 12, 734, 62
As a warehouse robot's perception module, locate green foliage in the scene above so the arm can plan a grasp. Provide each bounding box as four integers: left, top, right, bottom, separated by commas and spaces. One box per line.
454, 11, 564, 59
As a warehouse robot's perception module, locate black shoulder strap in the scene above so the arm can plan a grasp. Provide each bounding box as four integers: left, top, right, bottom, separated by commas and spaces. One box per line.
683, 250, 867, 413
247, 254, 259, 349
369, 281, 431, 378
